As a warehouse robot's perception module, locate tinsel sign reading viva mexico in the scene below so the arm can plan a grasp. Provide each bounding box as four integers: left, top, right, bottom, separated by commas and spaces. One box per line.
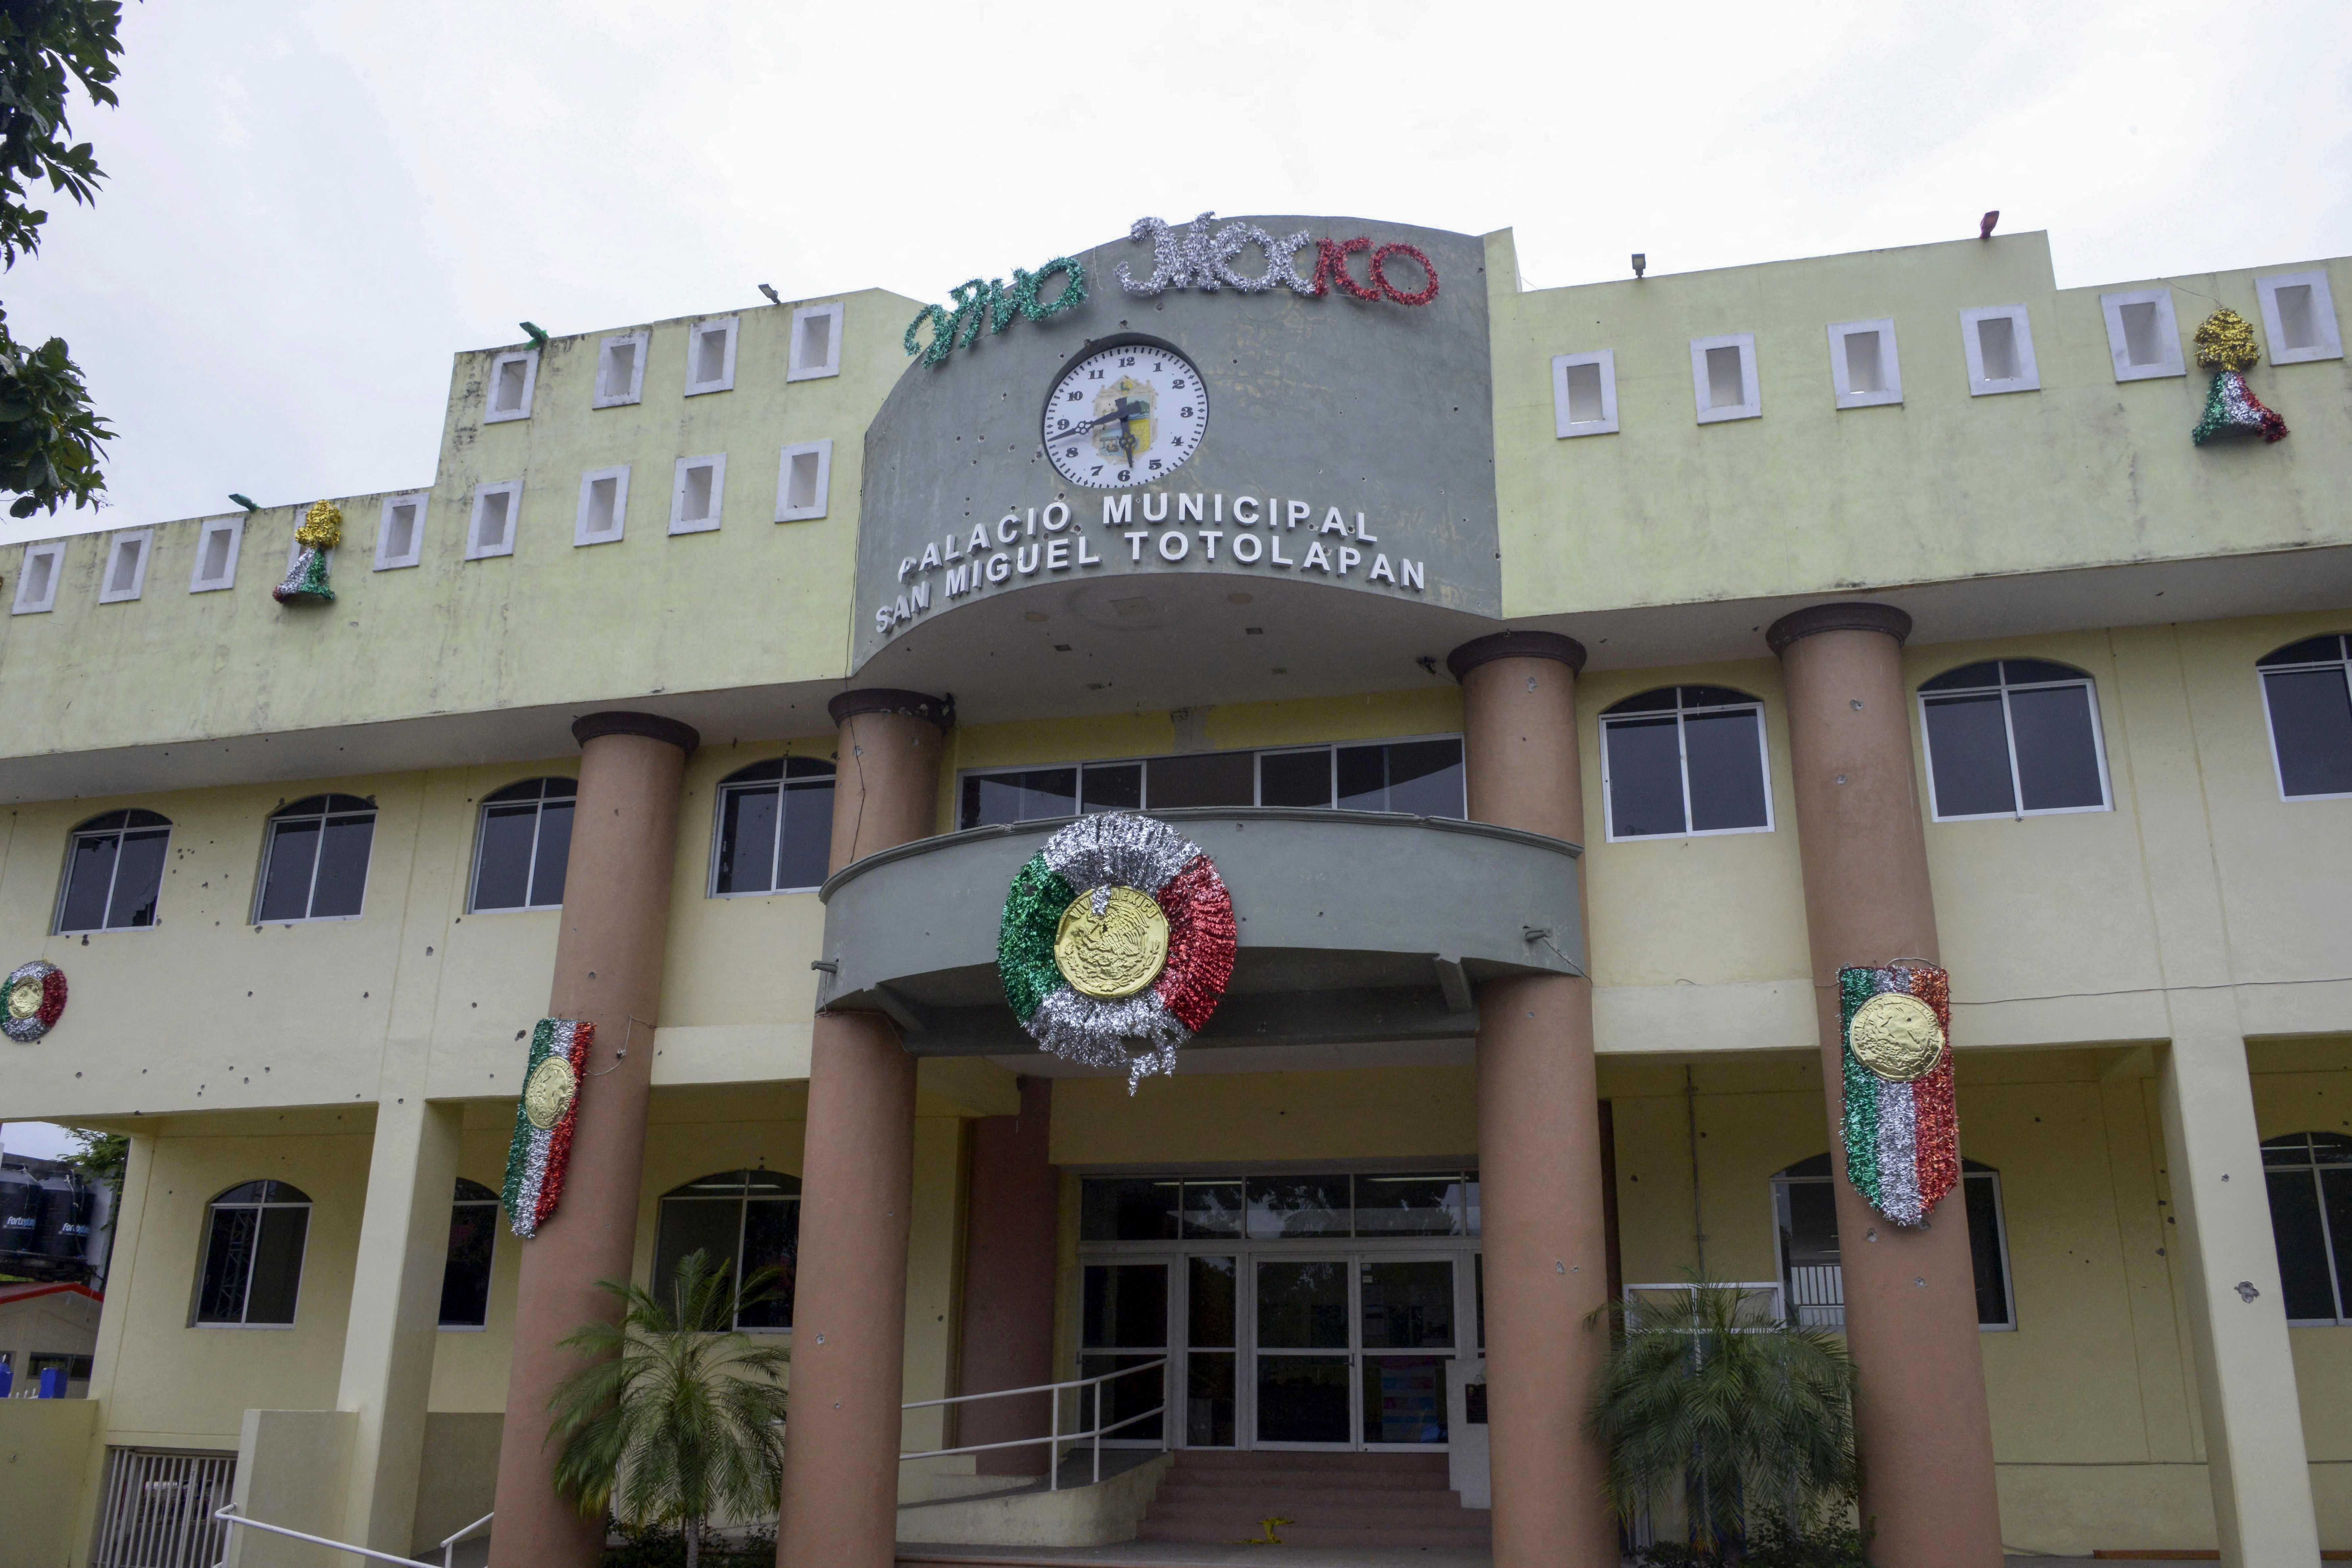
852, 213, 1503, 693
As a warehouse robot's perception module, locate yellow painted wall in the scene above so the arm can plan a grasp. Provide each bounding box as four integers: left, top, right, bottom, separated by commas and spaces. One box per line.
0, 1398, 100, 1568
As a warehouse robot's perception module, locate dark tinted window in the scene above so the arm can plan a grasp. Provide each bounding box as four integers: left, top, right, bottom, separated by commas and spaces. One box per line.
961, 767, 1076, 828
1147, 751, 1256, 808
714, 758, 835, 894
1922, 662, 2107, 820
439, 1179, 499, 1328
2263, 1133, 2352, 1324
1246, 1174, 1351, 1238
1082, 762, 1143, 811
2259, 636, 2352, 799
194, 1182, 312, 1326
257, 795, 376, 922
650, 1170, 803, 1330
471, 779, 576, 911
1602, 688, 1770, 838
1776, 1160, 2012, 1328
57, 809, 172, 933
1259, 749, 1333, 807
1081, 1177, 1181, 1241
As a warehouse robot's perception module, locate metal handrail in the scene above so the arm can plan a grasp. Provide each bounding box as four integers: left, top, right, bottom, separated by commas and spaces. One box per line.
439, 1510, 494, 1568
898, 1356, 1170, 1491
211, 1504, 442, 1568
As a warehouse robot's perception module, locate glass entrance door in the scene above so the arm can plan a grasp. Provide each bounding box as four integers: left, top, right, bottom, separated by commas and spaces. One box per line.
1358, 1257, 1456, 1446
1249, 1254, 1457, 1449
1081, 1260, 1169, 1445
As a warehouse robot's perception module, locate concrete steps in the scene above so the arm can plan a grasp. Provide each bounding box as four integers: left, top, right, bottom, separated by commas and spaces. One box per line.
1136, 1449, 1490, 1548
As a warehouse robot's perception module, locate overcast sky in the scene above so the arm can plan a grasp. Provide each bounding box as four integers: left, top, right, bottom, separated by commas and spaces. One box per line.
3, 0, 2347, 543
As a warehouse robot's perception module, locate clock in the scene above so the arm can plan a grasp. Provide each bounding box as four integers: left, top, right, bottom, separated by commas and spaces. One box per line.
1042, 343, 1209, 489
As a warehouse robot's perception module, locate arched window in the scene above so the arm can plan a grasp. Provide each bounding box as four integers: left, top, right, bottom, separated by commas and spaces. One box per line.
470, 778, 576, 911
255, 794, 376, 923
2263, 1132, 2352, 1325
2257, 635, 2352, 801
439, 1178, 501, 1329
651, 1170, 801, 1330
1918, 659, 2110, 821
711, 758, 835, 897
1599, 686, 1771, 840
56, 809, 171, 933
1770, 1155, 2013, 1329
194, 1181, 311, 1327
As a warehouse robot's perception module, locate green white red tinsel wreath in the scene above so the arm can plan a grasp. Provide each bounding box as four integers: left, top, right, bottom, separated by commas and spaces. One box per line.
2, 961, 67, 1042
502, 1018, 592, 1238
998, 813, 1235, 1092
1839, 963, 1958, 1228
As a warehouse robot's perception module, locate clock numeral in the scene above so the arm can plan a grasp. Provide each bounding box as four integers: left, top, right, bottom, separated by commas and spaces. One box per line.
1087, 369, 1104, 380
1171, 378, 1186, 389
1066, 391, 1082, 401
1090, 466, 1103, 477
1118, 356, 1135, 367
1151, 362, 1163, 371
1064, 448, 1078, 458
1057, 419, 1071, 431
1148, 459, 1162, 470
1117, 470, 1130, 483
1179, 407, 1193, 419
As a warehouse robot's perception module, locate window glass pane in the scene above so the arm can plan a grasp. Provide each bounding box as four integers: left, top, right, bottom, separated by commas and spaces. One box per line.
1462, 1175, 1479, 1238
2268, 1170, 2338, 1320
1923, 694, 2016, 817
2325, 1170, 2352, 1322
1779, 1180, 1840, 1267
529, 800, 573, 906
1679, 685, 1754, 710
1362, 1356, 1449, 1445
716, 785, 780, 895
1081, 762, 1143, 812
58, 832, 118, 933
2264, 1134, 2316, 1168
1921, 661, 2002, 693
1333, 744, 1387, 811
2259, 635, 2347, 668
1683, 708, 1769, 831
1353, 1175, 1467, 1236
257, 819, 321, 922
1146, 751, 1254, 808
777, 784, 832, 890
736, 1197, 799, 1329
1083, 1353, 1166, 1443
1603, 688, 1679, 714
1255, 1260, 1348, 1349
2001, 659, 2085, 687
2264, 668, 2352, 798
244, 1206, 308, 1325
1259, 749, 1332, 808
1080, 1177, 1179, 1241
310, 815, 374, 918
1361, 1260, 1454, 1349
1188, 1255, 1238, 1348
196, 1206, 257, 1323
1187, 1352, 1236, 1447
1181, 1179, 1245, 1238
1604, 716, 1686, 836
439, 1204, 496, 1327
652, 1198, 743, 1306
1245, 1175, 1350, 1238
1082, 1263, 1168, 1349
962, 768, 1077, 828
2009, 684, 2104, 811
1964, 1175, 2010, 1327
109, 829, 170, 928
1258, 1355, 1350, 1443
473, 804, 538, 910
1384, 740, 1465, 818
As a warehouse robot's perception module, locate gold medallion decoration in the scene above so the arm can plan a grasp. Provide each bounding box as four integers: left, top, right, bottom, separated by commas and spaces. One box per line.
1847, 990, 1948, 1082
1053, 886, 1171, 1000
7, 978, 42, 1019
523, 1054, 579, 1130
2, 960, 66, 1042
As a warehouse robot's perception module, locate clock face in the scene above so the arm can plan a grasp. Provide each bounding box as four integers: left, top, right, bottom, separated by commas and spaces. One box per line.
1042, 344, 1209, 490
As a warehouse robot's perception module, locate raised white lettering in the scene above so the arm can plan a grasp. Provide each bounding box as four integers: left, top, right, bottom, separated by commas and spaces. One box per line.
986, 552, 1012, 583
1231, 533, 1263, 563
997, 513, 1020, 545
1042, 501, 1071, 533
876, 605, 893, 632
1401, 558, 1424, 591
910, 581, 930, 612
898, 556, 917, 581
1200, 529, 1224, 560
1214, 493, 1225, 522
1288, 500, 1312, 530
1233, 496, 1260, 525
1368, 553, 1395, 583
1355, 512, 1377, 543
1103, 495, 1133, 526
969, 525, 991, 555
919, 541, 941, 571
1270, 536, 1294, 567
1157, 531, 1190, 562
1144, 491, 1169, 523
1337, 546, 1361, 576
1302, 542, 1332, 573
1078, 535, 1103, 566
944, 532, 964, 561
1126, 530, 1149, 562
946, 563, 973, 596
1016, 543, 1041, 574
1047, 538, 1070, 570
1320, 507, 1350, 535
1178, 492, 1204, 523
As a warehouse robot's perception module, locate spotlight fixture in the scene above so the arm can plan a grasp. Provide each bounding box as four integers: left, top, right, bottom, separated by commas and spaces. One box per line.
229, 494, 260, 513
1979, 211, 1999, 239
1632, 253, 1646, 279
519, 322, 550, 349
759, 284, 783, 307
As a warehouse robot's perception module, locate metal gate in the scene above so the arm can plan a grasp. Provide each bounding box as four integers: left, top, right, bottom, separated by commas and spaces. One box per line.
92, 1448, 236, 1568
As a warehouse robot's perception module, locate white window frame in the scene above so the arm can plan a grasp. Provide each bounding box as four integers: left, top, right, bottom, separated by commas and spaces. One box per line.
54, 810, 173, 934
467, 482, 522, 561
1959, 305, 2040, 396
708, 760, 836, 898
1769, 1167, 2015, 1331
1598, 691, 1776, 842
788, 302, 844, 382
1550, 350, 1618, 437
189, 517, 245, 593
1826, 318, 1902, 409
253, 797, 377, 925
13, 539, 64, 614
575, 465, 631, 547
1690, 332, 1761, 423
98, 528, 153, 604
192, 1184, 310, 1329
468, 779, 577, 913
593, 330, 649, 409
2099, 288, 2185, 381
482, 348, 540, 423
2257, 634, 2352, 803
1918, 663, 2114, 823
2254, 270, 2342, 365
374, 492, 427, 572
684, 316, 739, 397
670, 454, 727, 535
774, 439, 833, 522
2266, 1135, 2352, 1326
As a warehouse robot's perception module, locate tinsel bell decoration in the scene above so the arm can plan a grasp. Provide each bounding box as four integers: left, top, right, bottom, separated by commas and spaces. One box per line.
2190, 308, 2288, 446
274, 500, 344, 604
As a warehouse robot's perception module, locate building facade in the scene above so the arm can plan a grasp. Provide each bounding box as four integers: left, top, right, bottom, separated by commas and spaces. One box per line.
0, 216, 2347, 1568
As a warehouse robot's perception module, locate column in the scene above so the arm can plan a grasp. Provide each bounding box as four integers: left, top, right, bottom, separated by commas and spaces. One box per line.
489, 712, 697, 1568
1447, 631, 1618, 1568
778, 690, 950, 1568
1766, 604, 2002, 1568
954, 1076, 1058, 1476
334, 1095, 462, 1553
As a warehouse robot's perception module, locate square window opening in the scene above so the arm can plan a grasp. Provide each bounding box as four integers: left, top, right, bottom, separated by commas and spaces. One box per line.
1976, 315, 2018, 381
199, 529, 233, 584
478, 493, 510, 549
2120, 301, 2162, 367
492, 358, 527, 413
601, 342, 637, 399
2275, 284, 2317, 352
587, 477, 618, 534
696, 329, 727, 385
109, 539, 143, 595
1564, 361, 1604, 423
384, 505, 416, 559
1705, 345, 1745, 409
19, 548, 57, 611
787, 452, 819, 510
799, 314, 829, 368
682, 466, 714, 523
1842, 330, 1883, 394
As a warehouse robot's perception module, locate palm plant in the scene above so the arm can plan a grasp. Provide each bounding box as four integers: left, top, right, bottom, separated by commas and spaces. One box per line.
1587, 1281, 1858, 1557
550, 1250, 792, 1568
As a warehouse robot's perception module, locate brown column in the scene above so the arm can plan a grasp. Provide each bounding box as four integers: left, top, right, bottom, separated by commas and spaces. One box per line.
778, 690, 950, 1568
1448, 631, 1618, 1568
1766, 604, 2003, 1568
489, 712, 697, 1568
953, 1076, 1058, 1476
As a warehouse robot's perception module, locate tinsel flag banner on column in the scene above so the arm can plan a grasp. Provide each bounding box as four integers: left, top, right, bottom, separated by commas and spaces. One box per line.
1839, 962, 1958, 1228
997, 812, 1235, 1093
274, 500, 343, 604
2190, 308, 2289, 446
503, 1018, 593, 1238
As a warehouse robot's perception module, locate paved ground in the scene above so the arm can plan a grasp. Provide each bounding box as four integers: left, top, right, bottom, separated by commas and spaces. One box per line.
897, 1550, 2189, 1567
